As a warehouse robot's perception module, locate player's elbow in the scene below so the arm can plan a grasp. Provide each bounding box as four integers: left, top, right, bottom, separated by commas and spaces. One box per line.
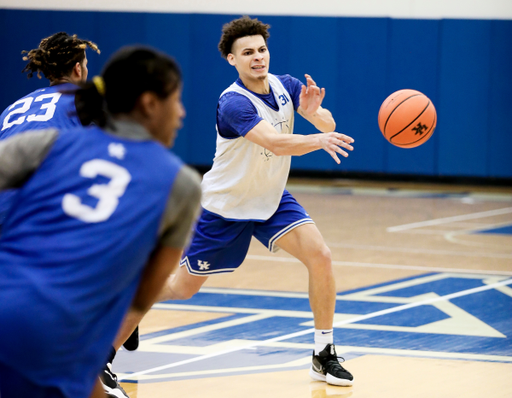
319, 120, 336, 133
272, 146, 287, 157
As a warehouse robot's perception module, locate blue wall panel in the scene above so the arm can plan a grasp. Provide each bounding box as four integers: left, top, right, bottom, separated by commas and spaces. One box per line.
146, 13, 193, 162
488, 21, 512, 178
438, 20, 492, 177
335, 17, 389, 174
186, 14, 239, 166
2, 10, 54, 110
96, 12, 150, 58
0, 9, 510, 179
287, 16, 339, 172
385, 19, 440, 176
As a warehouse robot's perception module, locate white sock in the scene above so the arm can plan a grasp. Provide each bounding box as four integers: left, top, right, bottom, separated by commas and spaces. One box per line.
314, 329, 333, 355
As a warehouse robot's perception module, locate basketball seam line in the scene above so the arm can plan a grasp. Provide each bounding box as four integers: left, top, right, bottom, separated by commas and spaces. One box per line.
389, 100, 432, 143
383, 94, 422, 134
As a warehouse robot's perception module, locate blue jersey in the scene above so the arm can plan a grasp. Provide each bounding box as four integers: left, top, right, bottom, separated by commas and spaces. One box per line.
0, 83, 81, 139
0, 83, 82, 226
0, 125, 183, 398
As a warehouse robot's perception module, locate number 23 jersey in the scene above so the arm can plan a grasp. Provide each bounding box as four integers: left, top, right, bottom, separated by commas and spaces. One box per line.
0, 83, 82, 139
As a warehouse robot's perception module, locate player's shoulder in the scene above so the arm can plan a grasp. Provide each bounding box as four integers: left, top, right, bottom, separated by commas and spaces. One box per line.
274, 74, 303, 89
1, 88, 41, 113
218, 91, 253, 113
219, 90, 245, 103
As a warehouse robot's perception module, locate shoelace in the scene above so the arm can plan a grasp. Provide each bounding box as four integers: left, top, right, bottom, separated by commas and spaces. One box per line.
324, 354, 347, 367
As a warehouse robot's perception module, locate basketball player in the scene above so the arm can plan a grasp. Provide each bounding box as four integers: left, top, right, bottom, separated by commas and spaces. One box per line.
0, 46, 201, 398
0, 32, 135, 397
158, 16, 355, 386
0, 32, 100, 226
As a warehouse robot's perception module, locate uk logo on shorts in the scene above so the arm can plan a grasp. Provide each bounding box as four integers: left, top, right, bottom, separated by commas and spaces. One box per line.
198, 260, 210, 270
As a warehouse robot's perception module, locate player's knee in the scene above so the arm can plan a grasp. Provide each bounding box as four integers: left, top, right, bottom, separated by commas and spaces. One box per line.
306, 244, 332, 270
169, 279, 202, 300
318, 245, 332, 267
173, 287, 198, 300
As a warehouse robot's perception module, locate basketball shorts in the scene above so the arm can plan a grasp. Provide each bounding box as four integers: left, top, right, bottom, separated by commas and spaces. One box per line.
181, 190, 314, 275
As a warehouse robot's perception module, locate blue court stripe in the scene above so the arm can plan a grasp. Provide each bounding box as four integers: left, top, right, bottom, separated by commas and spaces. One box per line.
120, 277, 512, 381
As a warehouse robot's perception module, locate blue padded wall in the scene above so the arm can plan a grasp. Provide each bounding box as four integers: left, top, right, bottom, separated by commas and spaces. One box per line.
0, 9, 510, 179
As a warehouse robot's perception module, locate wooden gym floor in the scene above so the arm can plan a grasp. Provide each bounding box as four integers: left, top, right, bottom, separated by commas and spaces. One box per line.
113, 178, 512, 398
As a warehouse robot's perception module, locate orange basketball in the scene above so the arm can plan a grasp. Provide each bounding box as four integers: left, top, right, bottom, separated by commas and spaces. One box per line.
378, 89, 437, 148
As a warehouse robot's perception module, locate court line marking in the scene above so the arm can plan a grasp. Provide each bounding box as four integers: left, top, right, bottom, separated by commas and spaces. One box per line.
142, 313, 272, 345
386, 207, 512, 232
196, 274, 507, 299
246, 254, 512, 276
286, 184, 512, 202
119, 277, 512, 381
324, 242, 512, 259
120, 346, 512, 381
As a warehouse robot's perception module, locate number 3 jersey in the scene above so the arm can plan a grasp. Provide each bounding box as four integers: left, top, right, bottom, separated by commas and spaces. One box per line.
0, 121, 201, 397
0, 83, 82, 225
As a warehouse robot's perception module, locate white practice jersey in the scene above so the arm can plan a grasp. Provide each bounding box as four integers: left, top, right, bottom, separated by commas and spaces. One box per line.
201, 74, 295, 221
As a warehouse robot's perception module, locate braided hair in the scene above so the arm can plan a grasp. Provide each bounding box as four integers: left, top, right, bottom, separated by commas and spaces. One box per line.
22, 32, 100, 81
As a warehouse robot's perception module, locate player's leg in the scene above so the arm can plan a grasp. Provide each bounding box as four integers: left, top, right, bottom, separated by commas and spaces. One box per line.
89, 378, 108, 398
157, 265, 209, 301
254, 191, 353, 386
276, 222, 353, 386
159, 208, 254, 300
275, 223, 335, 329
102, 209, 253, 396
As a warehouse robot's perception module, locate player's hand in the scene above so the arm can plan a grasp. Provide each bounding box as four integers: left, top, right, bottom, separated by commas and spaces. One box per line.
299, 74, 325, 117
319, 132, 354, 164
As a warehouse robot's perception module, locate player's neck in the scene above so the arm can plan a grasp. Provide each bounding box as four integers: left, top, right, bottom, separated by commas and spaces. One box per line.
240, 75, 270, 95
50, 76, 75, 86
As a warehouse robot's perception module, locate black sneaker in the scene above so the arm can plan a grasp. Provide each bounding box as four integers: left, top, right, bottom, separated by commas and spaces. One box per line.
101, 362, 130, 398
309, 344, 354, 386
122, 326, 139, 351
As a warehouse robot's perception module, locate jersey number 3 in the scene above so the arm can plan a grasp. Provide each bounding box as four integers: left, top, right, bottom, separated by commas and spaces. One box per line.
1, 93, 62, 131
62, 159, 132, 223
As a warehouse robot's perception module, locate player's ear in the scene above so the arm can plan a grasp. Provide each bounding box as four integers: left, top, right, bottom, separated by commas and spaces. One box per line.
73, 62, 82, 79
137, 92, 159, 118
227, 53, 236, 66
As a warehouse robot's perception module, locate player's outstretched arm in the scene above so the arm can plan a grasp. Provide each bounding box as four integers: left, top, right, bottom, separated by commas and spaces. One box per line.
245, 120, 354, 164
297, 74, 336, 133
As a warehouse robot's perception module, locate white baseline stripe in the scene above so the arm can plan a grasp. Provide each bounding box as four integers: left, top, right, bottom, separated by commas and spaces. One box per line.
387, 207, 512, 232
120, 277, 512, 381
245, 254, 512, 276
325, 242, 512, 259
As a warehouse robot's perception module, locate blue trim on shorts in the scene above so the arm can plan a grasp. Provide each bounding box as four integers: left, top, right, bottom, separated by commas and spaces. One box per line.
182, 190, 314, 275
267, 218, 314, 253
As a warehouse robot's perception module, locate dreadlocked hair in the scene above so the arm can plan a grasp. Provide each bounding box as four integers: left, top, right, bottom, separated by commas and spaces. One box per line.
22, 32, 100, 81
75, 46, 182, 128
218, 16, 270, 59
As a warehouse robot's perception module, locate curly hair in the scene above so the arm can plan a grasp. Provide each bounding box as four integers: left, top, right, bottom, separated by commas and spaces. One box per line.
218, 16, 270, 59
22, 32, 100, 81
